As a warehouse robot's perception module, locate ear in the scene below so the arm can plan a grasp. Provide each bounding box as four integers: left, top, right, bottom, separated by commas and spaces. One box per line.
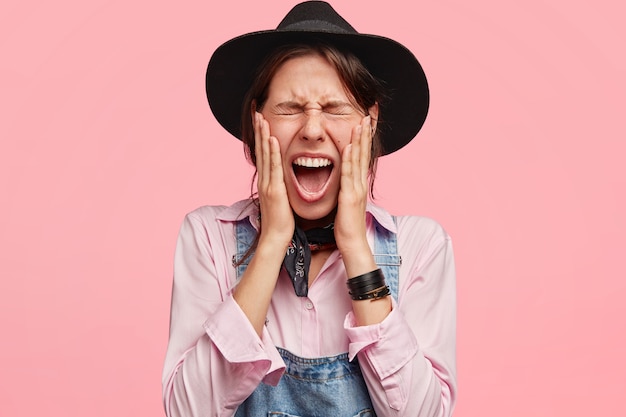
368, 103, 379, 135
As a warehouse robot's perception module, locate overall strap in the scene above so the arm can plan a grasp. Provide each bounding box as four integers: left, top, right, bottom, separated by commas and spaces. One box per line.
233, 218, 257, 281
373, 216, 401, 301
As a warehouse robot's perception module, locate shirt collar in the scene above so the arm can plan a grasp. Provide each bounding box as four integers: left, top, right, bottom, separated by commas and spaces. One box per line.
216, 199, 260, 227
216, 198, 396, 233
366, 202, 398, 233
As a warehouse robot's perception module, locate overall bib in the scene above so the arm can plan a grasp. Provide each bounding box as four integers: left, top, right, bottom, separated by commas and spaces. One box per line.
233, 218, 401, 417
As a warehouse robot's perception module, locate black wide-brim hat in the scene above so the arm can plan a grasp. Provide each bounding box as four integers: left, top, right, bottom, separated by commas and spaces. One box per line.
206, 1, 429, 155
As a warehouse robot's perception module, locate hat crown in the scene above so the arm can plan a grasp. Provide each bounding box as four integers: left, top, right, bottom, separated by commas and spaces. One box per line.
276, 1, 357, 34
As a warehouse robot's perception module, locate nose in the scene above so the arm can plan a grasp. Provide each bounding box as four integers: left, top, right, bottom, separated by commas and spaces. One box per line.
300, 111, 325, 142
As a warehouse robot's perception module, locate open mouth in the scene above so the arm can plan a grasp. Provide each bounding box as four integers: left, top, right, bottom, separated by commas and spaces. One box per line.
292, 157, 334, 194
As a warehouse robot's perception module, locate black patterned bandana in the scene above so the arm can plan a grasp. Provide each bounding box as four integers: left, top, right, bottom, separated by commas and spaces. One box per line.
283, 224, 336, 297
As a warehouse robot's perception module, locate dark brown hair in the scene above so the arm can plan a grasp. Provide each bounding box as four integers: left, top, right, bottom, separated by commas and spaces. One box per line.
240, 43, 388, 197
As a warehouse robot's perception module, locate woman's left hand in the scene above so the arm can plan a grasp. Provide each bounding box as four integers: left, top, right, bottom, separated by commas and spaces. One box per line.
334, 115, 378, 278
336, 115, 391, 325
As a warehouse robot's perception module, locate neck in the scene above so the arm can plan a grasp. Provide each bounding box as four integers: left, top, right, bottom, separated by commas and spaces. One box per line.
294, 208, 337, 231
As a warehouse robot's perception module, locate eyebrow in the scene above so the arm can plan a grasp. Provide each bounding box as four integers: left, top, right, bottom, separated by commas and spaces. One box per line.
273, 101, 304, 110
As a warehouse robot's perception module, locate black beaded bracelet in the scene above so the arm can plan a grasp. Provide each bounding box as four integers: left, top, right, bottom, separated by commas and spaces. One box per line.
349, 285, 391, 301
347, 269, 389, 300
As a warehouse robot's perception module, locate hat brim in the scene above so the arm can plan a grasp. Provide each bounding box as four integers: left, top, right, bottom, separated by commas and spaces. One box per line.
206, 30, 429, 155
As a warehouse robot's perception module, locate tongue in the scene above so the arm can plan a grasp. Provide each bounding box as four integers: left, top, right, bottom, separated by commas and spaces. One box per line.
294, 166, 332, 193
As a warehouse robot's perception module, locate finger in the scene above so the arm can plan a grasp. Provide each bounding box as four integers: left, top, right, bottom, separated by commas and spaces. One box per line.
341, 143, 353, 191
256, 113, 270, 190
360, 115, 372, 185
261, 116, 272, 187
254, 112, 262, 169
268, 136, 284, 185
350, 124, 363, 189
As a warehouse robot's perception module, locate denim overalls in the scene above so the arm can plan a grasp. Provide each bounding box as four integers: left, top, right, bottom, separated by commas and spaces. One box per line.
233, 217, 400, 417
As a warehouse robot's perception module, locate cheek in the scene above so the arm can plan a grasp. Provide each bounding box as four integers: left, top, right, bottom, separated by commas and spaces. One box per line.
333, 139, 346, 156
266, 127, 290, 155
265, 121, 295, 150
330, 125, 355, 155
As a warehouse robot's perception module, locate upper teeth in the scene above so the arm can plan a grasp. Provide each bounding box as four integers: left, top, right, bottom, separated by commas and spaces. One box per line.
293, 157, 332, 168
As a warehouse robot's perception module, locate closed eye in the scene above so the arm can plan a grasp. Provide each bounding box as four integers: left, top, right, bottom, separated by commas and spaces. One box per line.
322, 103, 357, 116
272, 102, 304, 116
271, 101, 358, 117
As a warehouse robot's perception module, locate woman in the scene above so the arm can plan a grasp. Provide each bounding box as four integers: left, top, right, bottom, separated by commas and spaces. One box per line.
162, 2, 456, 416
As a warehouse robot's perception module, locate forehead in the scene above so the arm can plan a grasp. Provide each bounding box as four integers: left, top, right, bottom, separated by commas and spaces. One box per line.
266, 54, 350, 101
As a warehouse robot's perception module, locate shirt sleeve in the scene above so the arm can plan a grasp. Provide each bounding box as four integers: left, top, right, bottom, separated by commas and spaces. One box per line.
344, 217, 457, 417
162, 212, 285, 417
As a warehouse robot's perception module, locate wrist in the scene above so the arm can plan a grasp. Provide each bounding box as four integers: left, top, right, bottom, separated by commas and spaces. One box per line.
340, 244, 377, 278
258, 226, 293, 250
255, 236, 291, 264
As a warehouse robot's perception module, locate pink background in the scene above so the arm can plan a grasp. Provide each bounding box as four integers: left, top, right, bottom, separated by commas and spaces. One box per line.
1, 0, 624, 415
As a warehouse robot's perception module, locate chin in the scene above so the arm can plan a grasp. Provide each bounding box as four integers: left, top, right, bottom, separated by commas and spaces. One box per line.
291, 198, 337, 227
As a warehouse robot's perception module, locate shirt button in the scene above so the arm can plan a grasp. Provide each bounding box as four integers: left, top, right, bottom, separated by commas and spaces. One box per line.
304, 301, 314, 310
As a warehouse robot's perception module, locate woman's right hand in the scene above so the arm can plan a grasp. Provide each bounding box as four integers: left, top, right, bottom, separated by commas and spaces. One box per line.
254, 112, 294, 251
232, 113, 294, 336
